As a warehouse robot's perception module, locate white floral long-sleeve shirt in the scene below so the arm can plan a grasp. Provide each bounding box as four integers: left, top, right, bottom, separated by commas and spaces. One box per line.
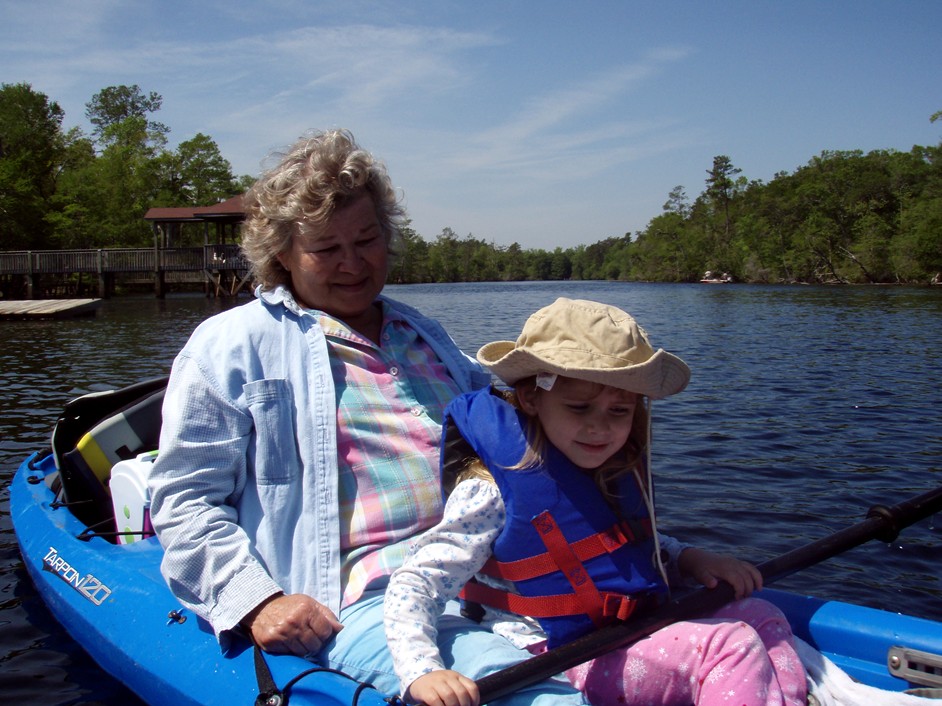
383, 477, 690, 695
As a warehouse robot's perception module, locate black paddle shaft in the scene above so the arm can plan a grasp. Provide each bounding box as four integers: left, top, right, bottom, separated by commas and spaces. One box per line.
475, 485, 942, 704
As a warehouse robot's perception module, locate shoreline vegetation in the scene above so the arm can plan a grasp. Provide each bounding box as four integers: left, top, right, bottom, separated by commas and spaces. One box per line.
2, 82, 941, 290
3, 272, 938, 305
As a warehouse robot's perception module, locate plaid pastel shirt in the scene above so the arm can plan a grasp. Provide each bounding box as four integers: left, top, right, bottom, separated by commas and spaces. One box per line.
316, 304, 463, 607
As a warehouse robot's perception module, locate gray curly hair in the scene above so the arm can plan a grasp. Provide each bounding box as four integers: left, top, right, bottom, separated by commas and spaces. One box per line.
240, 129, 406, 289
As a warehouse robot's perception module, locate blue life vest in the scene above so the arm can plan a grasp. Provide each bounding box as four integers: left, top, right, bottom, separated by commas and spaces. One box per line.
443, 387, 669, 648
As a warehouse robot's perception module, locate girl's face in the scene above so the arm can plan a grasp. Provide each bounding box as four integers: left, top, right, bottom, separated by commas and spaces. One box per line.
517, 377, 637, 470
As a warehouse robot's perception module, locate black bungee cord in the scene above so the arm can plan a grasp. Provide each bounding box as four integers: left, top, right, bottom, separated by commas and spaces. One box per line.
253, 643, 404, 706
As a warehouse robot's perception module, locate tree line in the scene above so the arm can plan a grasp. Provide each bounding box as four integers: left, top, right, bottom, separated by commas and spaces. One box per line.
2, 81, 940, 285
393, 143, 942, 285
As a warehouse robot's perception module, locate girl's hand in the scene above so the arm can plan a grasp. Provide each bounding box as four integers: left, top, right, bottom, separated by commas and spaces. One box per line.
407, 669, 480, 706
678, 547, 763, 599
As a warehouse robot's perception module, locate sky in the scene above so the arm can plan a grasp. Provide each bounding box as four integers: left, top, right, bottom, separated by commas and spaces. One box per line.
2, 0, 940, 250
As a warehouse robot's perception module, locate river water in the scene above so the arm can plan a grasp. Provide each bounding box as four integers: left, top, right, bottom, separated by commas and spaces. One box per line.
1, 281, 940, 704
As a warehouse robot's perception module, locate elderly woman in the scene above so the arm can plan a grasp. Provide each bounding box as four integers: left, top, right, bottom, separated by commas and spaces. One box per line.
149, 130, 587, 705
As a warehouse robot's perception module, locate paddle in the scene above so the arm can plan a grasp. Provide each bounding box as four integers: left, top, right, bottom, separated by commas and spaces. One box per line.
475, 485, 942, 704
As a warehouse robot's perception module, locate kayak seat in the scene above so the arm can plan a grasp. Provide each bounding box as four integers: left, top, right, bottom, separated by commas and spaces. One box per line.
53, 379, 167, 535
51, 377, 168, 464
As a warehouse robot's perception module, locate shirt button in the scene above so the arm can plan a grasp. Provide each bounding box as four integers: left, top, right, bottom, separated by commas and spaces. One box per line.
411, 407, 423, 417
390, 366, 399, 376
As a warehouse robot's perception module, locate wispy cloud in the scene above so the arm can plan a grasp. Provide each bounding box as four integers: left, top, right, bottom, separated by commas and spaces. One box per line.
438, 47, 695, 182
2, 7, 495, 128
2, 0, 117, 50
231, 24, 496, 115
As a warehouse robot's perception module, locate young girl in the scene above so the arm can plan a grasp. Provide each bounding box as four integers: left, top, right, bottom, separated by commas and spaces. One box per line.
384, 298, 807, 706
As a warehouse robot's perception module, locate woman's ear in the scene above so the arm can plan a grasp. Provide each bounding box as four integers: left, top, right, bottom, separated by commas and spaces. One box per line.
275, 250, 290, 272
515, 384, 539, 415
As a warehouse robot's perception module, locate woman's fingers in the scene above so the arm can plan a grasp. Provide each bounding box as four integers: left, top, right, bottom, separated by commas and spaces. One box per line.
244, 593, 342, 655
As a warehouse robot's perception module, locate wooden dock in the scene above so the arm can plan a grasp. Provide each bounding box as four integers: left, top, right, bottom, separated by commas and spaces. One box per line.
0, 299, 102, 320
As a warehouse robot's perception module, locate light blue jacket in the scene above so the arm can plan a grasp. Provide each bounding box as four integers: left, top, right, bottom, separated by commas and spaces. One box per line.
149, 286, 490, 646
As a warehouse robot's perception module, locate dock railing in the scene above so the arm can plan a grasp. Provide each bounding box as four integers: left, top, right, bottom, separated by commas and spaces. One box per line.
0, 245, 250, 298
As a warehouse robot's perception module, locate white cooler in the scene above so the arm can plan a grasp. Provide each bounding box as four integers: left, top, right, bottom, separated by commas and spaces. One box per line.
110, 450, 158, 545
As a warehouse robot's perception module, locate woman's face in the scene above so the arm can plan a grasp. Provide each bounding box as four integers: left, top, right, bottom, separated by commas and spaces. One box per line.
277, 193, 388, 324
517, 377, 637, 470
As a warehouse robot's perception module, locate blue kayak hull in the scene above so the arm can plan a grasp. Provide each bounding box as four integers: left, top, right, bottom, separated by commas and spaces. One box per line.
11, 452, 391, 706
760, 587, 942, 692
11, 451, 942, 703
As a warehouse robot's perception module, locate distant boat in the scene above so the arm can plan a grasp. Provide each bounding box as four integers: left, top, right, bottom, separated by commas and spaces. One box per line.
699, 271, 733, 284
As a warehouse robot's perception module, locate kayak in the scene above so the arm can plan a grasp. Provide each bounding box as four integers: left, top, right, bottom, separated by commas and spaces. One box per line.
9, 382, 942, 704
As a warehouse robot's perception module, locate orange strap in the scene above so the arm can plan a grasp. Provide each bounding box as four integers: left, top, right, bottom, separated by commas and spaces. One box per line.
462, 510, 646, 626
478, 518, 649, 583
530, 510, 607, 625
460, 579, 640, 621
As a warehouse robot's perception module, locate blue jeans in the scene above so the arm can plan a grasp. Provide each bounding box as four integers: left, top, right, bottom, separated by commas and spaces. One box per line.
321, 591, 587, 705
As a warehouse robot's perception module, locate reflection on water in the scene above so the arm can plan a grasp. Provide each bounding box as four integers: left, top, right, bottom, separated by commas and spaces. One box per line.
1, 284, 940, 703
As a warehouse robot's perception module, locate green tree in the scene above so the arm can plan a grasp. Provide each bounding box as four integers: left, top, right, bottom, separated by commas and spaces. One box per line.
0, 82, 66, 249
82, 87, 169, 246
892, 142, 942, 281
600, 235, 632, 280
893, 195, 942, 281
468, 240, 500, 281
576, 237, 618, 279
390, 222, 430, 283
705, 155, 742, 247
663, 185, 690, 218
428, 227, 461, 282
525, 249, 553, 280
91, 115, 165, 246
86, 85, 168, 148
549, 247, 572, 280
502, 242, 527, 281
735, 173, 801, 282
46, 129, 99, 248
634, 213, 692, 281
156, 133, 237, 207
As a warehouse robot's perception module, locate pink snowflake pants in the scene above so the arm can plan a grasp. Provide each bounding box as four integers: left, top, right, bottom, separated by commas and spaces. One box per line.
561, 597, 807, 706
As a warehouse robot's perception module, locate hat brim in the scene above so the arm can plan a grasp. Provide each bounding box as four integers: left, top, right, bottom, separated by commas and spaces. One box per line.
477, 341, 690, 399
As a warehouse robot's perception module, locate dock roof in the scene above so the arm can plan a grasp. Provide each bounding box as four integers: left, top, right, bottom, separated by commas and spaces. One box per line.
144, 194, 245, 223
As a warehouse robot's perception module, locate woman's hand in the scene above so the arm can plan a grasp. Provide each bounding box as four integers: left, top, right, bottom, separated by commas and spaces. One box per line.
678, 547, 763, 599
242, 593, 343, 655
407, 670, 480, 706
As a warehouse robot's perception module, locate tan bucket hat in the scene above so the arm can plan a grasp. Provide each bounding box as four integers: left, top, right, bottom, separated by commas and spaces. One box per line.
476, 298, 691, 399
